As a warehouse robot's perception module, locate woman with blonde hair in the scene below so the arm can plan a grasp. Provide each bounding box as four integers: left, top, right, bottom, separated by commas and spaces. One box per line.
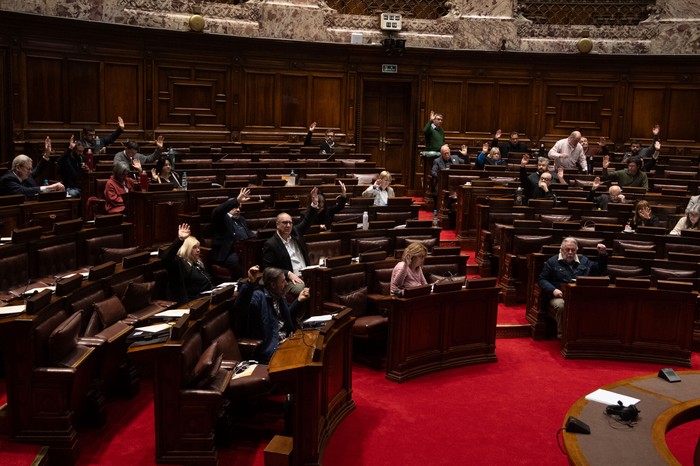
362, 170, 395, 206
390, 242, 428, 296
670, 203, 700, 235
159, 223, 213, 304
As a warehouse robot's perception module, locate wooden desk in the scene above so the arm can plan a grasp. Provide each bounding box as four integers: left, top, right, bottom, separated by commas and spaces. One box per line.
269, 309, 355, 466
564, 371, 700, 465
562, 283, 695, 367
386, 285, 499, 383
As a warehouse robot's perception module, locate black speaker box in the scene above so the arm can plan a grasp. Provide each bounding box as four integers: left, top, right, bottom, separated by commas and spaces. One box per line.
658, 368, 681, 383
565, 416, 590, 434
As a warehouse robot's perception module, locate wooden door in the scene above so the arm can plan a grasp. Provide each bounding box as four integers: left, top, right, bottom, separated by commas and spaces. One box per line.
360, 80, 415, 189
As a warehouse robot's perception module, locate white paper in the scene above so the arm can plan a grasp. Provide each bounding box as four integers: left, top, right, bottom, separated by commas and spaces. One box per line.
24, 286, 55, 295
303, 314, 335, 324
215, 282, 238, 289
153, 309, 189, 318
0, 237, 11, 242
0, 305, 25, 316
232, 364, 257, 379
585, 388, 640, 406
136, 323, 172, 333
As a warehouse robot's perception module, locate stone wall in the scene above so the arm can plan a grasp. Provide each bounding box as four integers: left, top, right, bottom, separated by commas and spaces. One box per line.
1, 0, 698, 54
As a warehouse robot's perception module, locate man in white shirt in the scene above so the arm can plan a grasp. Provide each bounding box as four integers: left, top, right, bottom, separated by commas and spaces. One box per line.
547, 131, 587, 172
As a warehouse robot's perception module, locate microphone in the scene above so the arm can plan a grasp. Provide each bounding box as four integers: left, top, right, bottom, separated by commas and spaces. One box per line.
193, 261, 214, 303
13, 218, 35, 230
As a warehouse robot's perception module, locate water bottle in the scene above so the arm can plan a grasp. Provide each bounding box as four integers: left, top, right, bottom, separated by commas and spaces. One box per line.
538, 143, 545, 158
182, 171, 188, 190
43, 179, 49, 187
139, 171, 149, 191
362, 211, 369, 230
86, 148, 94, 171
515, 187, 523, 206
432, 209, 439, 228
289, 169, 296, 186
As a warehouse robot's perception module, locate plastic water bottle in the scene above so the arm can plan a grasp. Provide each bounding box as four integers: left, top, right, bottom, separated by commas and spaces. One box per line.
182, 171, 188, 190
432, 210, 439, 228
362, 211, 369, 230
515, 187, 523, 206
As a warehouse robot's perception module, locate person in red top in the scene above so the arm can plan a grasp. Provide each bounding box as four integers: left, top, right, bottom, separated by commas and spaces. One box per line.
104, 162, 134, 214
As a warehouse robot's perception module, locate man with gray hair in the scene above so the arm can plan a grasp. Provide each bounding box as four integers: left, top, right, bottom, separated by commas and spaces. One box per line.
538, 237, 608, 339
0, 154, 64, 197
547, 131, 587, 172
588, 177, 629, 210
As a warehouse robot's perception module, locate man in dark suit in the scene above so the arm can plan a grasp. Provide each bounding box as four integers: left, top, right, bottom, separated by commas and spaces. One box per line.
519, 154, 564, 203
431, 144, 464, 178
262, 187, 319, 294
304, 122, 336, 154
0, 151, 64, 198
211, 188, 255, 279
492, 129, 530, 158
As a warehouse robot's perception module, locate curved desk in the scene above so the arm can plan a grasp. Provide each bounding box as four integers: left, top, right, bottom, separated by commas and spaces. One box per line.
563, 371, 700, 465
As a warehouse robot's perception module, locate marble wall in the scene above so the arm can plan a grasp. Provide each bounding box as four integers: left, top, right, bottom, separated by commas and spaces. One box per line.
1, 0, 698, 54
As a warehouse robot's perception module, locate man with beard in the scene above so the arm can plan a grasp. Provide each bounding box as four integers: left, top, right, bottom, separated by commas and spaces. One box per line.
601, 155, 648, 190
80, 116, 125, 154
580, 136, 608, 174
519, 154, 564, 203
491, 129, 529, 159
539, 237, 608, 339
621, 125, 661, 171
210, 188, 255, 280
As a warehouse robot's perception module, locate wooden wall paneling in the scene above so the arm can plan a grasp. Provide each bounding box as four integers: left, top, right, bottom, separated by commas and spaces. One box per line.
0, 46, 10, 159
66, 59, 100, 125
495, 83, 532, 140
24, 55, 63, 125
465, 82, 496, 136
104, 61, 141, 131
666, 88, 700, 144
346, 70, 356, 144
310, 75, 343, 132
280, 73, 308, 129
358, 79, 382, 164
626, 85, 665, 140
428, 79, 464, 139
245, 71, 276, 129
384, 80, 414, 177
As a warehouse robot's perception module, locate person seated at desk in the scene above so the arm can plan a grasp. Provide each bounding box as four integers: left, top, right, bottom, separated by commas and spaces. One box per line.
670, 204, 700, 235
629, 200, 660, 229
304, 180, 347, 231
262, 187, 319, 295
491, 129, 529, 159
601, 155, 648, 190
587, 177, 629, 210
211, 188, 254, 280
362, 170, 395, 206
159, 223, 213, 305
304, 121, 336, 155
104, 162, 135, 215
474, 143, 490, 170
431, 144, 465, 178
485, 147, 507, 166
150, 156, 181, 188
81, 116, 125, 154
519, 154, 564, 203
0, 150, 65, 198
55, 135, 87, 198
113, 137, 164, 175
246, 266, 310, 363
538, 237, 608, 339
390, 243, 428, 297
531, 171, 558, 202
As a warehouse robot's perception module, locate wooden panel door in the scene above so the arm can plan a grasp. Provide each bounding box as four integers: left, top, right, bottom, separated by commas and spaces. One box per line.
360, 79, 415, 188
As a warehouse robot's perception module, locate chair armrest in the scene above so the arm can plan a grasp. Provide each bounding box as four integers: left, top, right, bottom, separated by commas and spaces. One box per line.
94, 321, 133, 343
79, 336, 107, 346
34, 367, 76, 381
126, 303, 168, 323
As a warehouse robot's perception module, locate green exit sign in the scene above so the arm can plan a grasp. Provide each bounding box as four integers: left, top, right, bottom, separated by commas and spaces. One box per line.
382, 64, 398, 73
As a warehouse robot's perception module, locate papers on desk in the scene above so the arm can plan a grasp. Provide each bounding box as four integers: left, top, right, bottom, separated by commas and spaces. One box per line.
150, 250, 159, 256
136, 323, 172, 334
24, 286, 55, 295
232, 364, 257, 379
0, 237, 11, 243
302, 314, 336, 328
201, 282, 238, 294
153, 309, 189, 319
585, 389, 640, 407
58, 272, 89, 280
0, 305, 25, 316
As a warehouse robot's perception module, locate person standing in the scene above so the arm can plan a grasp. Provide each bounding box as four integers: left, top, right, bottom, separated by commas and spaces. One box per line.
56, 135, 87, 197
547, 131, 587, 172
423, 110, 444, 154
210, 188, 255, 280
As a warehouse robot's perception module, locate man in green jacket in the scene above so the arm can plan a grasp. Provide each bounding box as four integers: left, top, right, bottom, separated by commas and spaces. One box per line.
423, 110, 444, 154
601, 155, 648, 190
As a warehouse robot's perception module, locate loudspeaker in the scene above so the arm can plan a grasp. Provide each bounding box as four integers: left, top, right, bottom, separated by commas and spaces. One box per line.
658, 368, 681, 383
565, 416, 590, 434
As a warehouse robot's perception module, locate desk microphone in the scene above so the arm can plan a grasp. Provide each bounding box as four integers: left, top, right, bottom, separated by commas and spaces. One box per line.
193, 261, 214, 303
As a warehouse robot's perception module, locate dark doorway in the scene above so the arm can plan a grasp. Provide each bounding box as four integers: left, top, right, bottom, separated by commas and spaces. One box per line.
359, 79, 416, 190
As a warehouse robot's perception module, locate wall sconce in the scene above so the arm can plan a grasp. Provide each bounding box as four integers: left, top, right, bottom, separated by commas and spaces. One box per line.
381, 38, 406, 56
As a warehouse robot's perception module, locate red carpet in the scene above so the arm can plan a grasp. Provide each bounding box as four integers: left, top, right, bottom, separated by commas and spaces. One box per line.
3, 339, 697, 465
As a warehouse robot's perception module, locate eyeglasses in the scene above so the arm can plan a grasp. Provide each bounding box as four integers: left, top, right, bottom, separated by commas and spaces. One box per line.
541, 177, 552, 182
277, 221, 293, 225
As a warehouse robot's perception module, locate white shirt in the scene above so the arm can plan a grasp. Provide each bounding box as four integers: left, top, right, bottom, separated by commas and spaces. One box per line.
548, 138, 587, 172
278, 232, 306, 274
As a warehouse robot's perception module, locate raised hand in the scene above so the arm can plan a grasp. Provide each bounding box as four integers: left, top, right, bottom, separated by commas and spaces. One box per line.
602, 155, 610, 169
151, 168, 158, 180
298, 287, 311, 302
155, 135, 164, 149
310, 186, 319, 206
430, 110, 436, 121
247, 265, 261, 282
495, 129, 502, 139
118, 116, 125, 130
338, 180, 347, 196
640, 206, 652, 220
592, 176, 601, 190
178, 223, 191, 240
309, 121, 317, 132
598, 136, 606, 146
482, 143, 489, 153
69, 134, 76, 150
132, 158, 142, 172
44, 136, 52, 160
460, 144, 467, 156
557, 167, 565, 180
237, 187, 251, 202
652, 124, 660, 136
521, 154, 529, 166
654, 140, 661, 153
596, 244, 607, 254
